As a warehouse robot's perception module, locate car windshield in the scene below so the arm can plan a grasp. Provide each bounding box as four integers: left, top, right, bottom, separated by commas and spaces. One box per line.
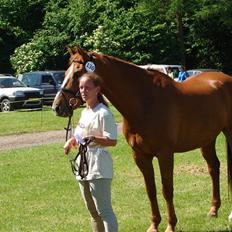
53, 72, 65, 85
0, 78, 26, 88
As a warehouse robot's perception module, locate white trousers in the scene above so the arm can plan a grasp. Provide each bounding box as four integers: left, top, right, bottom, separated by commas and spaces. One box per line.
78, 179, 118, 232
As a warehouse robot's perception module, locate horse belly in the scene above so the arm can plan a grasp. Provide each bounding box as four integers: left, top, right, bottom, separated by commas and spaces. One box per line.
175, 111, 227, 152
175, 130, 220, 152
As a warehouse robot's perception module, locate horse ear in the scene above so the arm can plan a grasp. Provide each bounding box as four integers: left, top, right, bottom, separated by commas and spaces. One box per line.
66, 46, 74, 56
77, 46, 87, 56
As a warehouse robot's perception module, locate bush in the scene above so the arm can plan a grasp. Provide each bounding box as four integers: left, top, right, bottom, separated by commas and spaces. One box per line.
10, 41, 46, 75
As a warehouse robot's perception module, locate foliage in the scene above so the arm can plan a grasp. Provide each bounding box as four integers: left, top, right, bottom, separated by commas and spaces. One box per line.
1, 0, 232, 74
10, 42, 46, 75
188, 0, 232, 71
0, 0, 49, 72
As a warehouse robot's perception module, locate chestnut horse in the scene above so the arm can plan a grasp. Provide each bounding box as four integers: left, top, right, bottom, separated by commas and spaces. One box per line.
52, 47, 232, 232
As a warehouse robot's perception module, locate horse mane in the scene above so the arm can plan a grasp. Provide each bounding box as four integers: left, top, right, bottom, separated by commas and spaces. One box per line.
92, 51, 140, 69
146, 68, 173, 80
91, 51, 174, 86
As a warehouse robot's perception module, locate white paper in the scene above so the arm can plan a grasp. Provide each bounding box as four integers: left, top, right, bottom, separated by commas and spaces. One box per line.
74, 133, 85, 145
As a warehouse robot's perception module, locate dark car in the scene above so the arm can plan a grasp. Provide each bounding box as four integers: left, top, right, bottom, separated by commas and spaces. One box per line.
18, 71, 65, 105
0, 75, 43, 112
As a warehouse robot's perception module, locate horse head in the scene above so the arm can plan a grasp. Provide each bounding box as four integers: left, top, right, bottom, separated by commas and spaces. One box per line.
52, 46, 95, 117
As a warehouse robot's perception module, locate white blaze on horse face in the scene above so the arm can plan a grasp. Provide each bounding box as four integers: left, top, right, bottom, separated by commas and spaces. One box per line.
53, 63, 76, 106
61, 63, 76, 88
53, 90, 61, 105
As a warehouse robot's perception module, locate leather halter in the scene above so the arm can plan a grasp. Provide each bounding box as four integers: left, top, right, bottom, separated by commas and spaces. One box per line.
60, 53, 93, 107
60, 53, 94, 110
61, 53, 93, 141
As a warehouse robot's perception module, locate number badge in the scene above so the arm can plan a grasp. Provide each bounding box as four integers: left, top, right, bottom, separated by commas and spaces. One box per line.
85, 61, 96, 72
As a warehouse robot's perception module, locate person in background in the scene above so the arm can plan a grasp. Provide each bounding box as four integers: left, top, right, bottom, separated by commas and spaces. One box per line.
64, 72, 118, 232
167, 66, 174, 79
178, 65, 189, 82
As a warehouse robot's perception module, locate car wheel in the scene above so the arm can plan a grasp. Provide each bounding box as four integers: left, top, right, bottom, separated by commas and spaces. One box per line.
1, 99, 13, 112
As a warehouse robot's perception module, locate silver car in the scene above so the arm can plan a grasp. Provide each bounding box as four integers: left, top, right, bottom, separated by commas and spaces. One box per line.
186, 69, 221, 77
0, 75, 43, 112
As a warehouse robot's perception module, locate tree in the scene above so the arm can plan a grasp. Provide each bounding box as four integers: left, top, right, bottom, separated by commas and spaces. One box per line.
0, 0, 48, 73
11, 0, 70, 74
188, 0, 232, 72
5, 0, 232, 74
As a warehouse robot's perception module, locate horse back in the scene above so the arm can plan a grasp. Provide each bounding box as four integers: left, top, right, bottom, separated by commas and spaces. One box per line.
172, 72, 232, 151
180, 72, 232, 92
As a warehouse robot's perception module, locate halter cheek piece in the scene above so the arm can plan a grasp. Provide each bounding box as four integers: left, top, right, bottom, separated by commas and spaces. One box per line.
63, 54, 94, 178
60, 54, 93, 139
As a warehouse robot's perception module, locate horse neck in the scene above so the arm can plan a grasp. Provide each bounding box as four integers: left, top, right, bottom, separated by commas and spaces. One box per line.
94, 54, 172, 121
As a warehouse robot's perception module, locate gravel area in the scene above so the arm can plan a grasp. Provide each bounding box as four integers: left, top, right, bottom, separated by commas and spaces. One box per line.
0, 123, 122, 152
0, 130, 65, 151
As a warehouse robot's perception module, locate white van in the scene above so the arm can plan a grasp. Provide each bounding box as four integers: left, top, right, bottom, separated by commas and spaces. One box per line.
139, 64, 181, 80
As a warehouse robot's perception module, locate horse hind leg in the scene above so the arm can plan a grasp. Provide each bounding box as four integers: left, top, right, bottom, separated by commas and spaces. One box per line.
200, 139, 221, 217
222, 128, 232, 197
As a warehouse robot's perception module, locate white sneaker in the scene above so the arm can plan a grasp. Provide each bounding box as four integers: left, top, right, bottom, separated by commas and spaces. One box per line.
228, 211, 232, 222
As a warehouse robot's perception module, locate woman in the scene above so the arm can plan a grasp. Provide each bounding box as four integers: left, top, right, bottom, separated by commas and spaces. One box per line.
64, 72, 118, 232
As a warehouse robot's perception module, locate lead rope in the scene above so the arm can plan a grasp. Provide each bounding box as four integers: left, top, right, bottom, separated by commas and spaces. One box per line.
65, 115, 90, 179
64, 116, 72, 142
70, 139, 91, 179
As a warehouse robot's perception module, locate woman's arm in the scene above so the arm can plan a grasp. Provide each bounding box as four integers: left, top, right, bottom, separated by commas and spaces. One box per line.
95, 136, 117, 147
84, 135, 117, 147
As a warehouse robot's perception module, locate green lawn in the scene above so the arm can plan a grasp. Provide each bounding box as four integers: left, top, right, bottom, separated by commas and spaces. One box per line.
0, 105, 122, 136
1, 134, 232, 231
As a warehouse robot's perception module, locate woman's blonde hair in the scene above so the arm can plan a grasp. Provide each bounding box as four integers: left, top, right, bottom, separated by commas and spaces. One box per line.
80, 72, 109, 107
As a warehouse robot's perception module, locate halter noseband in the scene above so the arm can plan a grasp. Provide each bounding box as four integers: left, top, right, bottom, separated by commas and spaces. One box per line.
61, 87, 81, 99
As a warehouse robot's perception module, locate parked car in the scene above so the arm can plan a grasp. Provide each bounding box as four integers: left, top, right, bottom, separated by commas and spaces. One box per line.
0, 75, 43, 112
186, 69, 221, 77
139, 64, 181, 79
18, 71, 65, 105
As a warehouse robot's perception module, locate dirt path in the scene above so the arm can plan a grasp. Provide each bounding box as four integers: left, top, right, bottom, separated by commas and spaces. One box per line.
0, 123, 122, 152
0, 130, 65, 151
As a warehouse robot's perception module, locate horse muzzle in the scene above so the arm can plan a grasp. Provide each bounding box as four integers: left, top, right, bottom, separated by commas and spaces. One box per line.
52, 101, 73, 117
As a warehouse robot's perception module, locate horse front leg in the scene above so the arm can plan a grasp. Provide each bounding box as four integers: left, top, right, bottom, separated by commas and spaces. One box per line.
133, 152, 161, 232
158, 152, 177, 232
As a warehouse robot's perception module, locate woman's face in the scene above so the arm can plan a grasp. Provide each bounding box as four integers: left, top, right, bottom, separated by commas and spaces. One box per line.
79, 76, 100, 103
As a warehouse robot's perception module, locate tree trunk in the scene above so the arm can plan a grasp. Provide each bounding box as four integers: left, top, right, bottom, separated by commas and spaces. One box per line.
176, 11, 186, 66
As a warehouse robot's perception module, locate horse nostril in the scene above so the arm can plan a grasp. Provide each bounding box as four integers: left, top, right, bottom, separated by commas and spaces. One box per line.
53, 105, 60, 113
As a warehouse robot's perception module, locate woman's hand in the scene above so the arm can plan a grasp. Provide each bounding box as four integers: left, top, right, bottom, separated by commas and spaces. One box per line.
83, 136, 96, 144
63, 137, 77, 154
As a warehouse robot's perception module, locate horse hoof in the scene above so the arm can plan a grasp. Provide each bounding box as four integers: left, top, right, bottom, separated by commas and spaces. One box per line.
165, 225, 175, 232
207, 209, 218, 218
146, 224, 158, 232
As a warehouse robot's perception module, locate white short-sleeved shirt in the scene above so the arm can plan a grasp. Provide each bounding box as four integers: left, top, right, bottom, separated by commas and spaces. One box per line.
74, 103, 117, 181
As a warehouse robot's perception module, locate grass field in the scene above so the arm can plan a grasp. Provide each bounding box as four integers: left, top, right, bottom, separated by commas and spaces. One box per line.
1, 133, 232, 231
0, 105, 122, 136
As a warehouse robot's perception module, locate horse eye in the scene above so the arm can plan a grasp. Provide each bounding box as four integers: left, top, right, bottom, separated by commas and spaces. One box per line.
74, 72, 80, 78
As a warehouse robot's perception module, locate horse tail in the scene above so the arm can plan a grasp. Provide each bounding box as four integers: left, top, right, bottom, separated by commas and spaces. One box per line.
226, 140, 232, 198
